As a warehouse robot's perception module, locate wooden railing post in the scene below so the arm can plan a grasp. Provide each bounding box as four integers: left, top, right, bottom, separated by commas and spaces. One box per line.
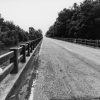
96, 40, 99, 47
30, 42, 33, 53
98, 40, 100, 47
76, 39, 77, 43
85, 39, 87, 45
32, 41, 35, 50
26, 43, 30, 56
20, 44, 26, 63
10, 48, 18, 74
34, 40, 37, 48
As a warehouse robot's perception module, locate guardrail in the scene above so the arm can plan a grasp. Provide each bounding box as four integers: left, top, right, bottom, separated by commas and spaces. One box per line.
57, 38, 100, 48
0, 37, 42, 83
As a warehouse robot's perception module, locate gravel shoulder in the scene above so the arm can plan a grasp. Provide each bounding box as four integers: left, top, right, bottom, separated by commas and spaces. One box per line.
33, 38, 100, 100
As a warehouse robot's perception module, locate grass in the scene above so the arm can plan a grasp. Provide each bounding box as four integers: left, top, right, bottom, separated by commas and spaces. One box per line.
0, 41, 27, 56
0, 46, 10, 56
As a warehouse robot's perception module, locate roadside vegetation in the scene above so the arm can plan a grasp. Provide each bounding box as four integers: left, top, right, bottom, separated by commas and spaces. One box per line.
0, 15, 43, 55
46, 0, 100, 40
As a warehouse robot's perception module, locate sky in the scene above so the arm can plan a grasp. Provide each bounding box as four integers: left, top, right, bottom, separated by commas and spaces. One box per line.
0, 0, 84, 34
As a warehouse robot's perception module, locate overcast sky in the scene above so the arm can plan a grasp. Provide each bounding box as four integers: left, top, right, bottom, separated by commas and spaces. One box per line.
0, 0, 84, 34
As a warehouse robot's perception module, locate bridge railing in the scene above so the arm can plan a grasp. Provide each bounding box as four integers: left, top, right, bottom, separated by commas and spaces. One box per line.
0, 37, 42, 83
58, 38, 100, 48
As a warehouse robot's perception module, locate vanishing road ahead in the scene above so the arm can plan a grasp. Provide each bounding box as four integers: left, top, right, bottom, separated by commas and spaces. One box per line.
32, 37, 100, 100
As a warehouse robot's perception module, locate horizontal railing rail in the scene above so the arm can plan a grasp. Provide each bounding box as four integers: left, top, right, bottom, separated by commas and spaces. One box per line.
57, 38, 100, 48
0, 37, 43, 83
0, 51, 14, 65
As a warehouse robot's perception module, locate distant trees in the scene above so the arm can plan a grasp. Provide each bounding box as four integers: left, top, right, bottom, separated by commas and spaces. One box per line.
0, 15, 43, 47
29, 27, 43, 40
46, 0, 100, 40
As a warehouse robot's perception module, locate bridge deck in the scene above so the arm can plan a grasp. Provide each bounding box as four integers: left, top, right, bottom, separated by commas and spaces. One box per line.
33, 37, 100, 100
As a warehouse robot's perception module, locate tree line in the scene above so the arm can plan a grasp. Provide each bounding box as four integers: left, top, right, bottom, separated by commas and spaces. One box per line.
46, 0, 100, 40
0, 15, 43, 47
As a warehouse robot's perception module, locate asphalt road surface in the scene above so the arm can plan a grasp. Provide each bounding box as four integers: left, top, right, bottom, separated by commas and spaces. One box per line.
32, 37, 100, 100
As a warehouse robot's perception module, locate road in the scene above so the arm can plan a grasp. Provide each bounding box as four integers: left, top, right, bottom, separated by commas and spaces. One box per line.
31, 37, 100, 100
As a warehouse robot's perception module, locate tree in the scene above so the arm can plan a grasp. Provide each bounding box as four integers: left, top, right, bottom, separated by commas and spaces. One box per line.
46, 0, 100, 40
0, 14, 43, 46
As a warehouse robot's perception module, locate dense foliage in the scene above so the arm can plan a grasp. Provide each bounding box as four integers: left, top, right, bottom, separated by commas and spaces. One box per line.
46, 0, 100, 40
0, 16, 42, 46
29, 27, 43, 40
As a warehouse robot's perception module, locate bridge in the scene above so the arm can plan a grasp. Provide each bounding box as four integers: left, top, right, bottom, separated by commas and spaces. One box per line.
1, 37, 100, 100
